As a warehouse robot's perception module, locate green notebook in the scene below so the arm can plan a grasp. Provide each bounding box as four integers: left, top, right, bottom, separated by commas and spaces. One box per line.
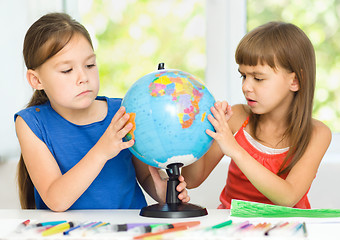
230, 199, 340, 218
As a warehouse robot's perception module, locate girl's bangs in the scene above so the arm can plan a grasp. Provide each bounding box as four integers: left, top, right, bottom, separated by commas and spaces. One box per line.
236, 34, 276, 68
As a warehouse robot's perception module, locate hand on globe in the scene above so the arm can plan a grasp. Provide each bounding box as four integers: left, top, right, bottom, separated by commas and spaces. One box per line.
93, 106, 135, 161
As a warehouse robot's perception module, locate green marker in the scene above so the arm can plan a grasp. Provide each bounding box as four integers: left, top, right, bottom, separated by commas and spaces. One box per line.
206, 220, 232, 230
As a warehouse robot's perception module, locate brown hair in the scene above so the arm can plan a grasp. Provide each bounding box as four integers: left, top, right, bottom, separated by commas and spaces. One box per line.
235, 21, 315, 175
17, 12, 93, 209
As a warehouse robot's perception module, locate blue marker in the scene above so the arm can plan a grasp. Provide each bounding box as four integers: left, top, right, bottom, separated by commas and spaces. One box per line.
63, 221, 91, 235
35, 221, 67, 227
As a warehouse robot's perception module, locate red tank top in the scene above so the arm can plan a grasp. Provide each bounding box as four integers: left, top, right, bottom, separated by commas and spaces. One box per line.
218, 118, 311, 209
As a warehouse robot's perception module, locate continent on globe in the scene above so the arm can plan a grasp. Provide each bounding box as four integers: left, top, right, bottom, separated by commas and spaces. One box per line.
149, 71, 204, 129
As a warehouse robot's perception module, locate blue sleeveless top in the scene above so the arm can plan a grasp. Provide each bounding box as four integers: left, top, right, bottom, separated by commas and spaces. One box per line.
15, 96, 147, 209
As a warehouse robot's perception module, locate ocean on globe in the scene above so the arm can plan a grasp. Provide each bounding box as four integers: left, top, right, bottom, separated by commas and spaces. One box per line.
121, 69, 215, 169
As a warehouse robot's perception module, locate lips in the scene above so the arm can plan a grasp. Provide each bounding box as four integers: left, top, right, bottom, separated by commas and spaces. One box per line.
246, 97, 257, 107
77, 90, 91, 96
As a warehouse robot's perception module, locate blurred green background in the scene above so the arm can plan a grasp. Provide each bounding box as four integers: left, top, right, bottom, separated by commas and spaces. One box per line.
248, 0, 340, 132
81, 0, 205, 98
80, 0, 339, 132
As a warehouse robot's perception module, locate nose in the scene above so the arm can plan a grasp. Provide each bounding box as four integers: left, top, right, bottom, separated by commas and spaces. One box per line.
76, 67, 89, 85
242, 77, 253, 93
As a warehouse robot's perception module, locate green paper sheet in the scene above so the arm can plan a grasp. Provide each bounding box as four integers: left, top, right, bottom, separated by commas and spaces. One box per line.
230, 199, 340, 218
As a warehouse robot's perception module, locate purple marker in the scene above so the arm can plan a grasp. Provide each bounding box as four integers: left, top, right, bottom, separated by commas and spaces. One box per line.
237, 221, 250, 229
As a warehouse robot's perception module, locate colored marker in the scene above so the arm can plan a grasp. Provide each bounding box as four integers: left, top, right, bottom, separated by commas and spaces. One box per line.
302, 222, 308, 237
128, 224, 165, 233
264, 222, 282, 236
150, 224, 175, 232
133, 225, 189, 240
33, 220, 67, 228
63, 224, 82, 235
293, 222, 308, 237
14, 219, 30, 233
63, 221, 91, 235
42, 221, 76, 236
279, 222, 289, 228
134, 221, 200, 239
82, 223, 112, 236
175, 221, 200, 228
152, 221, 200, 231
112, 223, 158, 232
36, 225, 55, 233
93, 222, 110, 231
237, 221, 250, 230
253, 222, 265, 229
263, 222, 272, 230
82, 222, 108, 236
295, 222, 303, 232
240, 223, 253, 230
206, 220, 233, 230
84, 221, 102, 230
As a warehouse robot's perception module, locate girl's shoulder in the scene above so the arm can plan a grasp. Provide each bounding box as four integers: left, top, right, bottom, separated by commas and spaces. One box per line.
311, 118, 332, 141
229, 104, 250, 134
15, 102, 51, 120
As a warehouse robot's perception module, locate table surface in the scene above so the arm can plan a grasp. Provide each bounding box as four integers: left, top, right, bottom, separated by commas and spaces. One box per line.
1, 208, 340, 239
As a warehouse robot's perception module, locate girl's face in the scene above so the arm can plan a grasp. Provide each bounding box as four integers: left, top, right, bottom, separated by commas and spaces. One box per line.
33, 34, 99, 113
238, 63, 298, 116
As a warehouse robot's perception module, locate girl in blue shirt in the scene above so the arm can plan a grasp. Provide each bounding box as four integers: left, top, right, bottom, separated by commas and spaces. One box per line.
15, 12, 189, 211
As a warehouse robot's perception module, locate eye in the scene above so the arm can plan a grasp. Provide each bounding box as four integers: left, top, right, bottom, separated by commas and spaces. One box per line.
254, 77, 263, 81
61, 69, 72, 74
86, 64, 96, 69
240, 74, 246, 81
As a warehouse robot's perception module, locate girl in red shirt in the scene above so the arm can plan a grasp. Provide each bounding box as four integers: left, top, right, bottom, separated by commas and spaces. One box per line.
182, 21, 331, 209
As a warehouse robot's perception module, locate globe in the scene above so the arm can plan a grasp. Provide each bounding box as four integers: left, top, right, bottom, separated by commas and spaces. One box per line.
121, 68, 215, 169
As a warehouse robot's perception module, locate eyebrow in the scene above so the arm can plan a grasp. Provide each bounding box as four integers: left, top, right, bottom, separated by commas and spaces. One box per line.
238, 69, 265, 76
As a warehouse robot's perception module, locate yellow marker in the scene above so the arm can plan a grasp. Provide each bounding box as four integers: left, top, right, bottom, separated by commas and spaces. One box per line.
42, 221, 75, 236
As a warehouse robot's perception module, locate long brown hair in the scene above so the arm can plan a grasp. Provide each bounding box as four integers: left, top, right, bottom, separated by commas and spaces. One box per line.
235, 22, 315, 175
17, 12, 93, 209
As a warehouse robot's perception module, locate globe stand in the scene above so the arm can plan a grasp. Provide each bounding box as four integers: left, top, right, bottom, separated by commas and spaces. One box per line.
140, 163, 208, 218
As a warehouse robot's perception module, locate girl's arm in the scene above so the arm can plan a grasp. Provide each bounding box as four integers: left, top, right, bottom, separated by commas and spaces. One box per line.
209, 102, 332, 207
133, 156, 189, 203
181, 102, 236, 189
181, 141, 224, 189
15, 107, 134, 212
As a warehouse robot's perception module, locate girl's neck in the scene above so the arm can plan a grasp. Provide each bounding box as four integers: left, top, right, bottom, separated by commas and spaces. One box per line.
247, 114, 290, 149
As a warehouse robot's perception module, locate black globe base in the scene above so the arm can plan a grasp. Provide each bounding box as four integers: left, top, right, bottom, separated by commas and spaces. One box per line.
140, 202, 208, 218
140, 162, 208, 218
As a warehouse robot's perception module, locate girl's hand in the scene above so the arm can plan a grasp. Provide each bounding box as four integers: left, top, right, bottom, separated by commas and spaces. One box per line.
148, 166, 190, 203
206, 101, 237, 157
94, 106, 135, 161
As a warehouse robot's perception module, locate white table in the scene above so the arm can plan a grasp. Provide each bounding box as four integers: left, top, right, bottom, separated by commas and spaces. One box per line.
1, 209, 340, 239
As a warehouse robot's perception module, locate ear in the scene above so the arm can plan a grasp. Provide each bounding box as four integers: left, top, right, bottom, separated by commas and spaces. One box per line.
289, 73, 300, 92
26, 69, 44, 90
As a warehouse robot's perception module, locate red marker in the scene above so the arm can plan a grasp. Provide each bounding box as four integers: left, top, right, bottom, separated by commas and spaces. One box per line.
15, 219, 30, 233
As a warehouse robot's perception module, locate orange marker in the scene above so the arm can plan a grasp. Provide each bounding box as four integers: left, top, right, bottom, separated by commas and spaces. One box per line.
133, 221, 200, 240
